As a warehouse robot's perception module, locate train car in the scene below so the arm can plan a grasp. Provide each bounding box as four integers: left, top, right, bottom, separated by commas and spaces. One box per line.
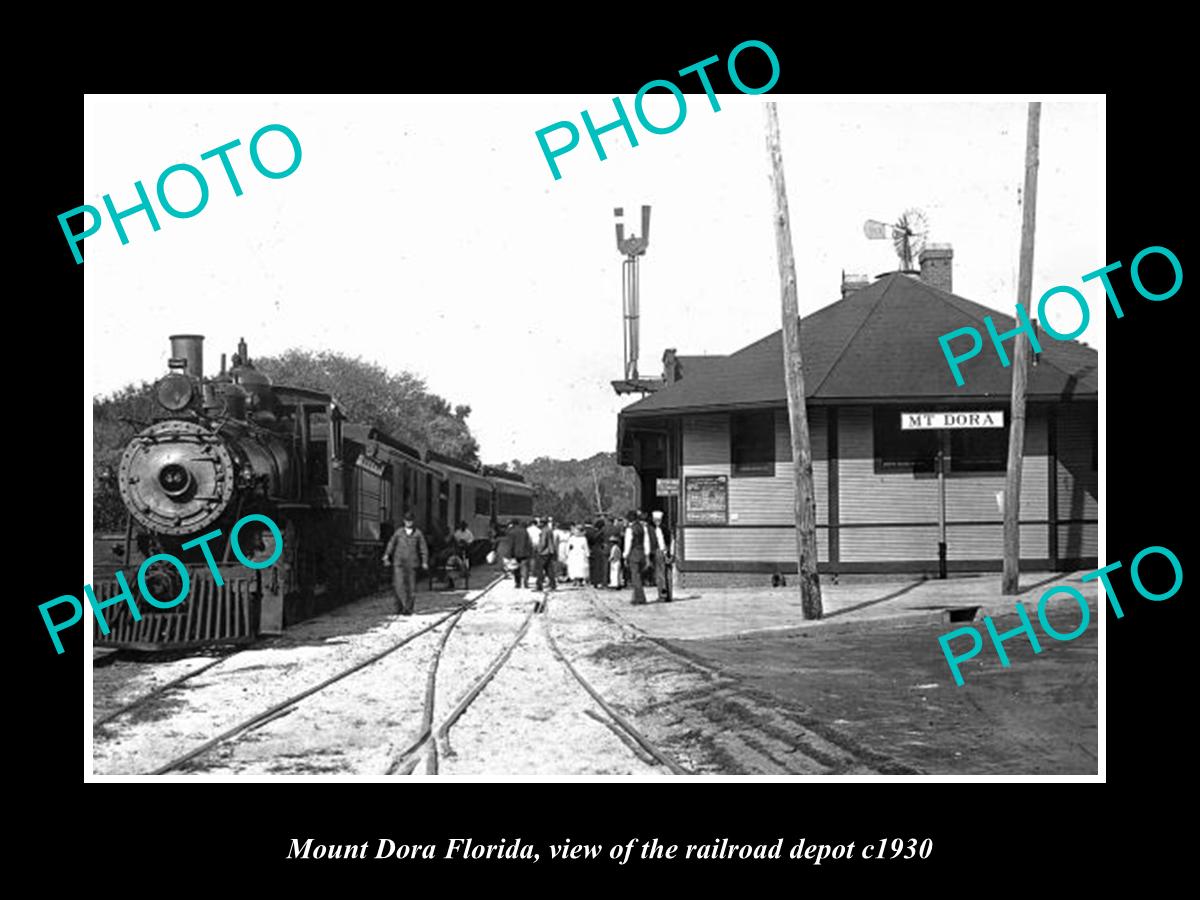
92, 333, 538, 651
425, 451, 498, 560
485, 466, 535, 524
340, 422, 443, 596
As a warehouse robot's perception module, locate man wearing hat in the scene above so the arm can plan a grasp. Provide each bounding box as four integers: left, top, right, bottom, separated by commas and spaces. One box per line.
648, 510, 673, 603
509, 519, 533, 588
382, 510, 429, 616
534, 516, 559, 592
623, 509, 651, 605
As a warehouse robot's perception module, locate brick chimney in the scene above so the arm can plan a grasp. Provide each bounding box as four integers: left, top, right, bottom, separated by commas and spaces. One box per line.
662, 348, 681, 384
841, 272, 871, 300
919, 244, 953, 293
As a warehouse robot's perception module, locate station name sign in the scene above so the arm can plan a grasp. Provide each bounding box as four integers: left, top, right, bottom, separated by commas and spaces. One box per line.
900, 411, 1005, 430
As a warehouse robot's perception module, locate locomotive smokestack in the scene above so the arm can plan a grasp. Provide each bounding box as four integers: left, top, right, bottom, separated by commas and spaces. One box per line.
170, 334, 204, 379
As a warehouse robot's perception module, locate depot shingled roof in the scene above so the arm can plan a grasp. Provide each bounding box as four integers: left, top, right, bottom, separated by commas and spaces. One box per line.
621, 273, 1097, 417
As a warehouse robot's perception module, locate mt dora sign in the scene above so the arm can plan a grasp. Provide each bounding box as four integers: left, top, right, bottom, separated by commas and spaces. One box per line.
901, 410, 1004, 430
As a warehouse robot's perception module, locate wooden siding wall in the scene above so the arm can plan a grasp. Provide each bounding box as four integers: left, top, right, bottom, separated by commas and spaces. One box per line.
837, 406, 1048, 563
1056, 401, 1099, 559
682, 410, 829, 563
678, 403, 1097, 569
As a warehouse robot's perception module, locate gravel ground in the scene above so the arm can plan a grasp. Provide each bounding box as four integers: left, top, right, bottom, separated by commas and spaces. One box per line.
94, 576, 694, 777
94, 575, 953, 777
92, 585, 482, 775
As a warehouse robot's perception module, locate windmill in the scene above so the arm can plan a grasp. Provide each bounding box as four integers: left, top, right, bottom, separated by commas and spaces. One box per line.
864, 208, 929, 271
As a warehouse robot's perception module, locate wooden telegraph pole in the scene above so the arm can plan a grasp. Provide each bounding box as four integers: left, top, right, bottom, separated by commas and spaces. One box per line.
590, 465, 604, 515
1002, 102, 1042, 595
764, 102, 822, 619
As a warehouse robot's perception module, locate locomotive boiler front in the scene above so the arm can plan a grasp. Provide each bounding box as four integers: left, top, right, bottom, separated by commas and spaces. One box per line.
119, 419, 238, 536
118, 334, 293, 538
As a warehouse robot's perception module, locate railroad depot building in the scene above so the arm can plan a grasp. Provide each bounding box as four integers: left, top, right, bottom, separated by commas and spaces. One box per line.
616, 248, 1098, 578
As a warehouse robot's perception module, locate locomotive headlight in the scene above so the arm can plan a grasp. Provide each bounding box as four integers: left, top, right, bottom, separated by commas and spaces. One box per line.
158, 462, 192, 497
156, 373, 193, 411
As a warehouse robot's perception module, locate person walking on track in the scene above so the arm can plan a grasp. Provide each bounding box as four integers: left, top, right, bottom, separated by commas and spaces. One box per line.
382, 510, 429, 616
649, 509, 673, 603
493, 525, 517, 582
534, 517, 559, 592
526, 517, 542, 557
623, 510, 651, 606
509, 519, 533, 589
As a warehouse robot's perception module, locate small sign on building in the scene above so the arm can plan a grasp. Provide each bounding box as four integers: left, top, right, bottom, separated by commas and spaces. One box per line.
656, 478, 680, 497
685, 475, 728, 525
900, 411, 1005, 430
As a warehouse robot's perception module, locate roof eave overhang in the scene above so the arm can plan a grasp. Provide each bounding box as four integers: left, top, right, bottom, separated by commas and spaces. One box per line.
619, 391, 1097, 419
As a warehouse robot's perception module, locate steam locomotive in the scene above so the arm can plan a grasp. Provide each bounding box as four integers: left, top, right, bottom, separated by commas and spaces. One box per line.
92, 334, 534, 650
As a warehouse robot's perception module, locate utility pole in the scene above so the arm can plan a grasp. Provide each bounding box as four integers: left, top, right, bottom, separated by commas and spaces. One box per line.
1002, 102, 1042, 595
764, 102, 822, 619
591, 465, 604, 515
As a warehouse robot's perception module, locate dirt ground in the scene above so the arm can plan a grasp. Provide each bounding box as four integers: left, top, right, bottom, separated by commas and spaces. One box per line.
92, 572, 1097, 777
664, 602, 1098, 775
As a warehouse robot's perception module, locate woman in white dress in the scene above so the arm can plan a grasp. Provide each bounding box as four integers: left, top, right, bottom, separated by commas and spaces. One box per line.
566, 525, 590, 586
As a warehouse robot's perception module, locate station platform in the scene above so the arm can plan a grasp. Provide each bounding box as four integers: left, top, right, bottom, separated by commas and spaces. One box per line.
602, 570, 1096, 641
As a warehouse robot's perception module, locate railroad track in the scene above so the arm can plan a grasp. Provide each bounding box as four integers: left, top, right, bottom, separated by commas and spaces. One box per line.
583, 589, 924, 775
146, 575, 507, 775
94, 588, 454, 731
389, 590, 690, 776
540, 596, 691, 775
584, 590, 724, 679
94, 655, 232, 728
386, 595, 541, 775
104, 578, 906, 776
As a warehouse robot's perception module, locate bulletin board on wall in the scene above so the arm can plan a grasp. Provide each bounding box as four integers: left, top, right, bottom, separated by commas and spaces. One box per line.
684, 475, 728, 525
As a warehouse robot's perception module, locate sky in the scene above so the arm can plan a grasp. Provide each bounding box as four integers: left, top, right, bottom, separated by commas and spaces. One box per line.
84, 95, 1103, 464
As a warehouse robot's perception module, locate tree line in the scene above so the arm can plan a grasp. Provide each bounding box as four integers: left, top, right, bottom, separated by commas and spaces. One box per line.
496, 454, 638, 524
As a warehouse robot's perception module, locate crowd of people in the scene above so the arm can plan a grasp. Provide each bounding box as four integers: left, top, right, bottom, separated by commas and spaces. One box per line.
490, 510, 673, 605
382, 508, 675, 617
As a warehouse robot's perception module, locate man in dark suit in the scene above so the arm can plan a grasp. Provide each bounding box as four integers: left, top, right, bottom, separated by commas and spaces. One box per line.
509, 519, 533, 589
534, 517, 558, 592
648, 510, 673, 603
623, 509, 651, 605
382, 510, 429, 616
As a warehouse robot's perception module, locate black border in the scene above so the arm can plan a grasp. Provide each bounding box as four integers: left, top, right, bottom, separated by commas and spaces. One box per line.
26, 23, 1192, 882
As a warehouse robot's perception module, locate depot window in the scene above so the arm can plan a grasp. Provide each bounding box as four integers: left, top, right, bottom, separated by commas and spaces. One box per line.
949, 423, 1010, 473
873, 408, 937, 474
731, 411, 775, 477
